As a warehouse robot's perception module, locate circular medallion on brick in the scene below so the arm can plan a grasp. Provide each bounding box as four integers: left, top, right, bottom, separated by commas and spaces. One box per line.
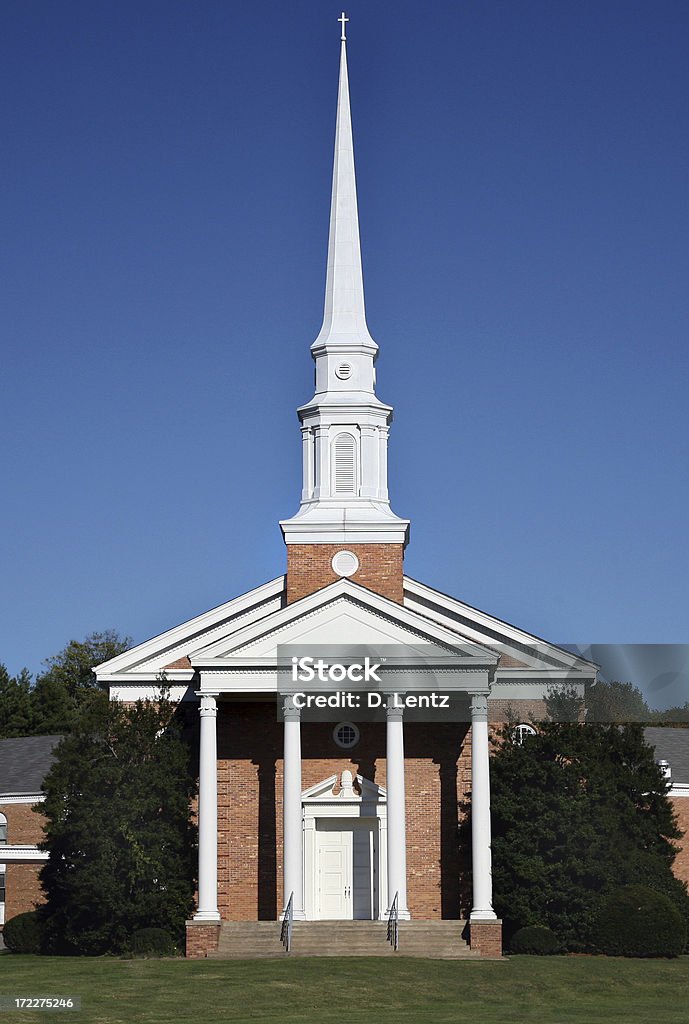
331, 550, 359, 577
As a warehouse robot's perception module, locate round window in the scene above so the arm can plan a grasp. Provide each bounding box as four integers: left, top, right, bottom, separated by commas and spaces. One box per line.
335, 362, 352, 380
514, 723, 537, 744
333, 722, 360, 749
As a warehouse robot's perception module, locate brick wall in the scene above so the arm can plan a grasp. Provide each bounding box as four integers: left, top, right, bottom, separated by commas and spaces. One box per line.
469, 919, 503, 957
671, 797, 689, 887
185, 921, 220, 958
216, 702, 472, 921
1, 802, 46, 845
1, 801, 47, 924
488, 699, 548, 725
4, 864, 44, 922
286, 544, 404, 604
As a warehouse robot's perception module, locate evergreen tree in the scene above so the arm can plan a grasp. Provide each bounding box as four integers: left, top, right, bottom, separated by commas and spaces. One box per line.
0, 665, 33, 737
28, 631, 130, 737
544, 683, 585, 722
585, 679, 650, 722
37, 631, 129, 698
650, 703, 689, 724
37, 689, 197, 955
486, 722, 688, 950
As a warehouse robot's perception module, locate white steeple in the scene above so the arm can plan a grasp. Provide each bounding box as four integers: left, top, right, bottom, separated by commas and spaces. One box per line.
280, 18, 409, 548
311, 33, 377, 358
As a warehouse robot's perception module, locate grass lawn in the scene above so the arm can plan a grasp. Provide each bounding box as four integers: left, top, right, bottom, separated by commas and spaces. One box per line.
1, 954, 687, 1024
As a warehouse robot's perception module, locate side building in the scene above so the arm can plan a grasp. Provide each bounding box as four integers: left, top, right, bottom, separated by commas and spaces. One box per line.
645, 727, 689, 888
0, 735, 60, 931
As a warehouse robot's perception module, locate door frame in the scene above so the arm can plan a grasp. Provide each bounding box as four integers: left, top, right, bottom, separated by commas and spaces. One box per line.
302, 770, 387, 921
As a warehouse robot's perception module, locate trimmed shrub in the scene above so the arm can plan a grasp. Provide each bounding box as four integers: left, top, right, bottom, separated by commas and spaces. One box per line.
594, 885, 687, 958
3, 911, 43, 954
129, 927, 177, 958
510, 925, 562, 955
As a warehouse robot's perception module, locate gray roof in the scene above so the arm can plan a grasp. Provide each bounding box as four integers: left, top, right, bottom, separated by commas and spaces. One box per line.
644, 727, 689, 786
0, 735, 62, 795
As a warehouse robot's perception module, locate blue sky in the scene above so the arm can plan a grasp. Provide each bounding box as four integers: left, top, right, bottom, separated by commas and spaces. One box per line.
2, 2, 688, 699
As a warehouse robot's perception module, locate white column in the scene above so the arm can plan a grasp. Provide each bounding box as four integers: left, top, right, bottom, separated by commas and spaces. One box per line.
386, 701, 410, 919
282, 698, 306, 919
194, 693, 220, 921
470, 693, 497, 921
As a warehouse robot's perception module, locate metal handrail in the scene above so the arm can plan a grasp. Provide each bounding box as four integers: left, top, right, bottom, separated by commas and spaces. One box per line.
386, 891, 399, 951
280, 891, 294, 953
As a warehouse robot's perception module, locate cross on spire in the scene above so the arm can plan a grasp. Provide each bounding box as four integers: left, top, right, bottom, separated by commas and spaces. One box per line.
338, 11, 349, 41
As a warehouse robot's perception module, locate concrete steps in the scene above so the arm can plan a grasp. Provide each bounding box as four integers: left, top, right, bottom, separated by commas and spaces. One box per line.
209, 920, 479, 959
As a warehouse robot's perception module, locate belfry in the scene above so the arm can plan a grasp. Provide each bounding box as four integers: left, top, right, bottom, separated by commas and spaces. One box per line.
97, 15, 597, 959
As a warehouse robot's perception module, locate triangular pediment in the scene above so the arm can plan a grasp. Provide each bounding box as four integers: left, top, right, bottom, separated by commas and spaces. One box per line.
96, 571, 598, 705
302, 771, 385, 805
191, 578, 497, 666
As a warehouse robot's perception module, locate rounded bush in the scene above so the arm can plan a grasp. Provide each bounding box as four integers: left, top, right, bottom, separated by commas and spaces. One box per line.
594, 885, 687, 958
510, 925, 561, 955
129, 927, 176, 958
3, 911, 43, 954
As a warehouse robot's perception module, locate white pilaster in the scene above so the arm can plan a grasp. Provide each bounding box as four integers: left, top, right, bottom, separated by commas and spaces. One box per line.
378, 426, 389, 501
194, 693, 220, 922
301, 426, 313, 501
385, 701, 410, 919
470, 693, 497, 921
283, 698, 306, 919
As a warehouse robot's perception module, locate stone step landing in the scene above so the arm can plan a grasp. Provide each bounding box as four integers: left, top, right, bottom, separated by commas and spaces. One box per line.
209, 920, 480, 959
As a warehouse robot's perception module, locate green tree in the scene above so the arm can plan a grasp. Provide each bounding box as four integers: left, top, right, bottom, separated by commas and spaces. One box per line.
37, 688, 197, 955
486, 722, 688, 950
37, 631, 129, 698
30, 631, 130, 736
0, 666, 34, 737
650, 703, 689, 724
585, 679, 650, 723
543, 683, 585, 722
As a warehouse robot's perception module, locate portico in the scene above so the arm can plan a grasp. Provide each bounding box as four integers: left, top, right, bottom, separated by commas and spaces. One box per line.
191, 658, 498, 930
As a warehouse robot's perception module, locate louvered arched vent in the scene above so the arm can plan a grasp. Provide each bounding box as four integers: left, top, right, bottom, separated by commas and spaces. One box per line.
333, 432, 356, 494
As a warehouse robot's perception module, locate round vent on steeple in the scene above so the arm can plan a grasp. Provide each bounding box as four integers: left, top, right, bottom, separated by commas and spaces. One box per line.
331, 550, 359, 577
335, 362, 352, 380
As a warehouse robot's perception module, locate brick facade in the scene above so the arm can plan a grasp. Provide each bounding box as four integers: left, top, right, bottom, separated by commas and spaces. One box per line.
215, 702, 472, 922
286, 544, 404, 604
4, 864, 44, 922
1, 802, 45, 845
488, 699, 548, 725
0, 801, 47, 926
671, 797, 689, 887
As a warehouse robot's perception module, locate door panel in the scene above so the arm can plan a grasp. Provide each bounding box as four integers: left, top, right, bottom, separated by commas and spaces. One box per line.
317, 827, 351, 919
352, 826, 373, 919
316, 819, 377, 920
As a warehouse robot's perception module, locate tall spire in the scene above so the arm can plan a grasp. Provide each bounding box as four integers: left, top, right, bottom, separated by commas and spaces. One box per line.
312, 28, 377, 355
280, 17, 409, 552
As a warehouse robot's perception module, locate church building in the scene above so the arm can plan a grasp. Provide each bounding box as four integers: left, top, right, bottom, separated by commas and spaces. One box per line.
95, 21, 598, 959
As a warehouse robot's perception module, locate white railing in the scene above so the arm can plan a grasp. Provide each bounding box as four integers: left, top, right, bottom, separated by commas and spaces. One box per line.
280, 892, 294, 953
386, 891, 399, 951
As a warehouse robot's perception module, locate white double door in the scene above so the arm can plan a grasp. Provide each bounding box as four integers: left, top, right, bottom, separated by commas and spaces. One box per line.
316, 818, 377, 920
